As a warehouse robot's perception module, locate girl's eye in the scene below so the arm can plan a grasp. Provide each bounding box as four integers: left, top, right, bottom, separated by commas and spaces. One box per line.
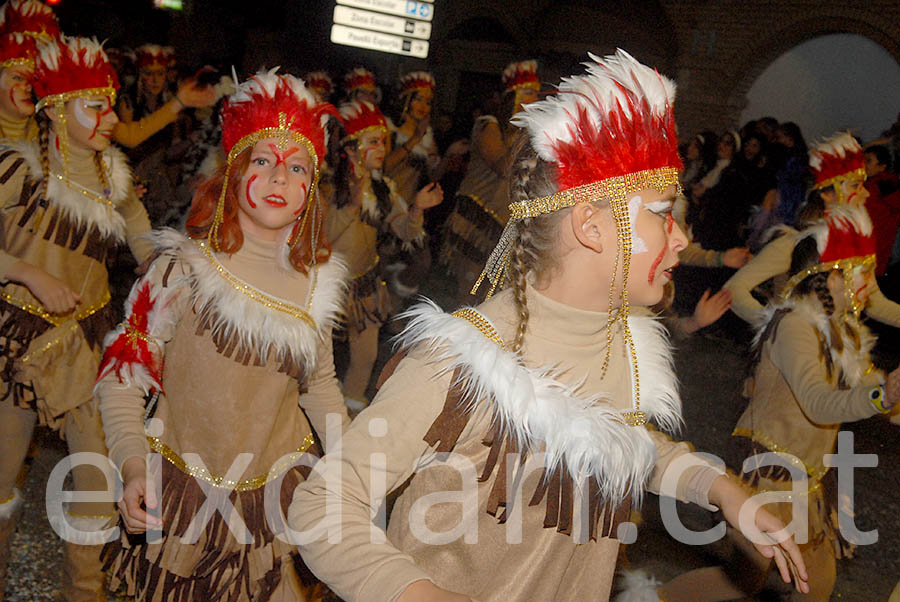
291, 165, 307, 174
85, 102, 105, 111
253, 157, 268, 166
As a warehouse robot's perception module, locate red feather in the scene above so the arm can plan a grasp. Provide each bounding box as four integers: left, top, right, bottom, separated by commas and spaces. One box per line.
96, 281, 163, 391
33, 36, 119, 101
0, 32, 36, 65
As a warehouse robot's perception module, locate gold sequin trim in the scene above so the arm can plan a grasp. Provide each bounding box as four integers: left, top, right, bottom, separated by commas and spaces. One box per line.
812, 168, 866, 191
466, 194, 505, 227
451, 308, 504, 346
196, 240, 317, 331
0, 289, 110, 327
35, 77, 117, 112
18, 320, 78, 364
732, 427, 829, 483
780, 254, 875, 302
341, 125, 388, 145
0, 492, 15, 505
0, 58, 34, 70
351, 254, 380, 280
147, 433, 316, 492
66, 511, 117, 520
49, 171, 113, 207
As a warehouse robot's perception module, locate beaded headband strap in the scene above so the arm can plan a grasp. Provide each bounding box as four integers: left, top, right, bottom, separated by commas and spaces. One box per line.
472, 165, 680, 427
780, 254, 875, 317
812, 168, 866, 192
34, 76, 117, 112
0, 57, 33, 70
340, 124, 387, 145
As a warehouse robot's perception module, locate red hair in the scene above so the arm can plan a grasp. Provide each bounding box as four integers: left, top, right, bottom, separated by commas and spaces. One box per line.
185, 151, 330, 273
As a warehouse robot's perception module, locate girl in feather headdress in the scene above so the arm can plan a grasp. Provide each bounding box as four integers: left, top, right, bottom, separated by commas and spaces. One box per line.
95, 69, 350, 601
291, 50, 809, 602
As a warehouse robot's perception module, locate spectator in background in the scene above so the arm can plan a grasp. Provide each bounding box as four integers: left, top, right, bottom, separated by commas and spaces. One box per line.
772, 121, 809, 226
863, 144, 900, 276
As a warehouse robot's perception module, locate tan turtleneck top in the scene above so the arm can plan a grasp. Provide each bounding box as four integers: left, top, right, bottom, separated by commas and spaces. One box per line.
0, 111, 37, 143
290, 285, 722, 602
96, 231, 350, 476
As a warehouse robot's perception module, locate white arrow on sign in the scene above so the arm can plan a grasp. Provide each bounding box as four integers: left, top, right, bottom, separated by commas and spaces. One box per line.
336, 0, 433, 23
333, 5, 431, 40
331, 24, 430, 59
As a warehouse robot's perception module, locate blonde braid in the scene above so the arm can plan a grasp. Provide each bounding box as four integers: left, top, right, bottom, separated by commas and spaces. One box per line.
38, 116, 51, 200
92, 150, 110, 196
508, 230, 530, 352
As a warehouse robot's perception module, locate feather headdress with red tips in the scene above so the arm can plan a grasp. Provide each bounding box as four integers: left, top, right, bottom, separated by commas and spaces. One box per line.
809, 131, 865, 191
338, 99, 387, 143
343, 66, 376, 94
502, 59, 539, 92
33, 36, 119, 109
305, 71, 333, 99
134, 43, 167, 69
221, 68, 336, 166
513, 49, 681, 191
781, 204, 876, 309
162, 45, 175, 67
0, 0, 59, 41
399, 70, 434, 96
0, 31, 36, 69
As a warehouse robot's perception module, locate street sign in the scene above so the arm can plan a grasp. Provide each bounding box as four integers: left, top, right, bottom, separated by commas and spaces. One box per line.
330, 24, 429, 59
333, 5, 431, 40
336, 0, 433, 23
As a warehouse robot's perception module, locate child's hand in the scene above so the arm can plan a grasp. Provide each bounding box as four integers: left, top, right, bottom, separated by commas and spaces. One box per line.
414, 182, 443, 210
685, 288, 732, 333
10, 261, 81, 314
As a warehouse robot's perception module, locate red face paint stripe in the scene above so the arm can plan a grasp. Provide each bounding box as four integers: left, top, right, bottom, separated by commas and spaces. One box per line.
648, 246, 666, 286
245, 174, 258, 209
294, 182, 308, 215
267, 143, 300, 168
666, 212, 674, 234
88, 104, 114, 140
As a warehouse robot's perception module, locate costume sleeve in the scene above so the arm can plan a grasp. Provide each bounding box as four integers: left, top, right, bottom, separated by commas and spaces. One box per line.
0, 149, 33, 279
679, 242, 718, 268
768, 313, 884, 425
112, 102, 179, 149
724, 231, 794, 323
866, 288, 900, 328
645, 428, 724, 511
95, 252, 192, 470
297, 331, 351, 446
384, 178, 425, 247
473, 117, 505, 176
290, 351, 453, 602
116, 190, 155, 264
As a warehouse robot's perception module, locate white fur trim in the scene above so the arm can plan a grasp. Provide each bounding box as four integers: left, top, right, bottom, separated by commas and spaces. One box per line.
150, 229, 347, 376
0, 489, 23, 520
513, 49, 675, 163
755, 296, 877, 388
395, 301, 682, 506
612, 569, 662, 602
391, 124, 436, 160
8, 139, 131, 241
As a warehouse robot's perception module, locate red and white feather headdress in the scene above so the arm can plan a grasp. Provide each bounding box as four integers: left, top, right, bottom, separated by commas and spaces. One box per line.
135, 43, 167, 69
0, 0, 59, 41
501, 59, 539, 92
162, 45, 175, 67
0, 31, 36, 70
782, 204, 876, 314
476, 50, 682, 427
809, 131, 865, 193
399, 70, 434, 97
338, 99, 387, 143
305, 70, 333, 99
209, 68, 337, 251
33, 36, 119, 110
343, 66, 376, 94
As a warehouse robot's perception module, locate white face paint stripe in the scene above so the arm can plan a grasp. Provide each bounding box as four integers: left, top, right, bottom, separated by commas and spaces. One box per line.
72, 98, 96, 130
644, 200, 671, 213
628, 195, 648, 254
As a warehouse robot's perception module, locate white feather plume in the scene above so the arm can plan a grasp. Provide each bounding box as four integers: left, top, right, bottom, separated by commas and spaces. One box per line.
227, 67, 318, 109
808, 131, 861, 171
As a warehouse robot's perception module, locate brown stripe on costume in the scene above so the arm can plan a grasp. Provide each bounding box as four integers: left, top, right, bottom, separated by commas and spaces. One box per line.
0, 157, 24, 184
413, 363, 634, 541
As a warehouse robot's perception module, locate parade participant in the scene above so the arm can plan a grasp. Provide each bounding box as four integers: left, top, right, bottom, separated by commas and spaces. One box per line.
96, 69, 349, 600
438, 59, 540, 301
0, 35, 153, 601
305, 70, 333, 103
342, 66, 380, 106
654, 206, 899, 602
0, 32, 37, 141
725, 132, 900, 327
291, 50, 808, 602
112, 43, 216, 151
0, 0, 59, 40
325, 99, 441, 410
384, 71, 439, 202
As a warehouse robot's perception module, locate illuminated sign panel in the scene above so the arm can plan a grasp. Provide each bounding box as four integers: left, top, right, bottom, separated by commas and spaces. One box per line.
331, 0, 433, 58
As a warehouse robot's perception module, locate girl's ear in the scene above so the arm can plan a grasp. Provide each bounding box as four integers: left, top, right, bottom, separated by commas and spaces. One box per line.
571, 203, 604, 253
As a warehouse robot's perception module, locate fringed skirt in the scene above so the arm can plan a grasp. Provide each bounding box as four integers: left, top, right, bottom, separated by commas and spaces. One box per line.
102, 460, 308, 602
343, 264, 391, 337
438, 195, 505, 275
728, 436, 853, 559
0, 298, 114, 430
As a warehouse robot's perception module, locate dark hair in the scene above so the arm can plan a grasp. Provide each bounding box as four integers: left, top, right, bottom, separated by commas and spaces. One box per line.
777, 122, 808, 160
332, 136, 392, 218
696, 130, 719, 172
866, 144, 892, 171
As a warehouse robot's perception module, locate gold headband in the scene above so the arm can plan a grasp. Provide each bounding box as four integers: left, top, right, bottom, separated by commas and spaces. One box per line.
0, 57, 34, 70
473, 165, 680, 427
811, 168, 866, 192
35, 77, 117, 112
780, 254, 875, 303
340, 124, 387, 146
210, 112, 321, 253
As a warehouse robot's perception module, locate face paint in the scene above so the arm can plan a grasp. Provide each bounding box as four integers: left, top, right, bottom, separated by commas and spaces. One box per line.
73, 98, 95, 130
294, 182, 308, 215
245, 174, 258, 209
644, 200, 675, 285
267, 143, 299, 168
628, 195, 648, 254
